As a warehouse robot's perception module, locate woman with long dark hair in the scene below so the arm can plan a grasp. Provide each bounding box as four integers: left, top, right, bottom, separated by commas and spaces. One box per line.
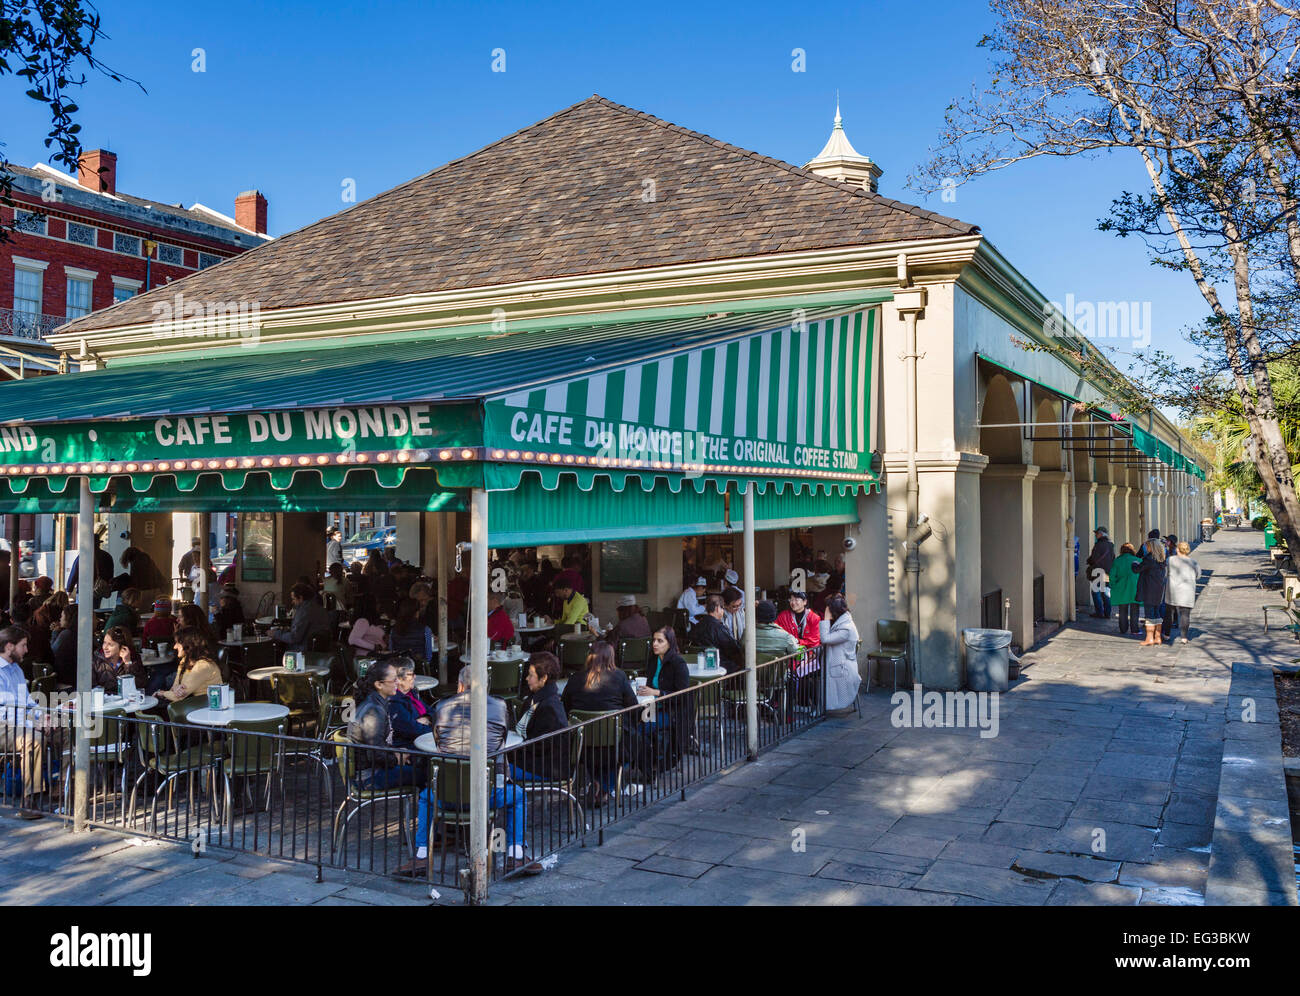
347, 660, 424, 789
1137, 539, 1168, 646
561, 641, 637, 713
92, 625, 144, 693
157, 627, 222, 703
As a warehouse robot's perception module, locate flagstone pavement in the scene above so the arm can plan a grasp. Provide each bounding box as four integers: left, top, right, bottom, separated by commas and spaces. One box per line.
1, 526, 1293, 906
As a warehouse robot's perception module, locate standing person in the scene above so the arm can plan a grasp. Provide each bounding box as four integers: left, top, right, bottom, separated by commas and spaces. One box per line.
66, 528, 114, 609
1108, 543, 1142, 637
819, 596, 862, 712
325, 527, 344, 571
1136, 539, 1168, 647
1085, 527, 1116, 618
1166, 541, 1201, 645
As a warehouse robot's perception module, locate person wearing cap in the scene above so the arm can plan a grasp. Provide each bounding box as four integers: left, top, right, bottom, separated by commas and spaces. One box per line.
592, 594, 651, 644
754, 600, 799, 657
142, 597, 178, 643
722, 586, 746, 642
676, 576, 708, 626
213, 585, 245, 635
1085, 526, 1116, 618
776, 589, 822, 650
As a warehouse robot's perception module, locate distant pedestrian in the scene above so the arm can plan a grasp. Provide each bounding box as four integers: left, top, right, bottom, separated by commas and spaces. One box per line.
1166, 542, 1200, 645
1086, 527, 1116, 618
1108, 543, 1141, 637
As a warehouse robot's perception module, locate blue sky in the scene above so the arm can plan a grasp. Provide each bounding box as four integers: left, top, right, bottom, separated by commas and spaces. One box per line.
1, 0, 1209, 365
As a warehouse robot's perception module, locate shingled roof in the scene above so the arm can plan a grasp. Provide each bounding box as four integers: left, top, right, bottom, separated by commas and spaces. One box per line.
59, 95, 978, 334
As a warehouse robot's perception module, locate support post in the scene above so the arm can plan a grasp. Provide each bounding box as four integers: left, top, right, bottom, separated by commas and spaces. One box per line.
467, 489, 489, 905
743, 484, 758, 760
436, 512, 448, 686
73, 479, 93, 832
6, 515, 17, 612
199, 514, 211, 617
55, 514, 66, 591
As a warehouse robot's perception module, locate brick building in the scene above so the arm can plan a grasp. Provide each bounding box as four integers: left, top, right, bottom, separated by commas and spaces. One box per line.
1, 148, 270, 350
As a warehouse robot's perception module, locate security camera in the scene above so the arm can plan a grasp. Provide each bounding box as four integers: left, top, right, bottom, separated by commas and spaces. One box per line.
119, 530, 131, 540
842, 536, 857, 552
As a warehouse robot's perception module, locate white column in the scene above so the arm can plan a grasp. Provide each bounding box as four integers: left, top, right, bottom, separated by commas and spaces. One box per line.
6, 515, 17, 612
436, 512, 448, 686
743, 485, 757, 760
73, 479, 94, 832
468, 489, 489, 905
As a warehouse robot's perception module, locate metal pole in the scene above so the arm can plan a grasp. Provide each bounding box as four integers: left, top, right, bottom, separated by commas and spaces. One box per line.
73, 479, 93, 832
6, 515, 17, 613
199, 513, 211, 617
468, 489, 489, 905
55, 514, 66, 591
436, 512, 448, 686
743, 484, 758, 760
902, 307, 923, 685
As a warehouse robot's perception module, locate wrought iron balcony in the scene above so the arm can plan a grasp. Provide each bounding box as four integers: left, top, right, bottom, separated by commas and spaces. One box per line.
0, 307, 66, 340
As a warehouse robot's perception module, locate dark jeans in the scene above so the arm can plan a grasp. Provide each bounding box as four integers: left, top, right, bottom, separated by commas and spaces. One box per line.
1171, 606, 1191, 638
1091, 591, 1112, 617
1117, 604, 1140, 634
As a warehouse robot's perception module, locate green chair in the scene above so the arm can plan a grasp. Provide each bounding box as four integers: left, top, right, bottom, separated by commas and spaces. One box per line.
268, 671, 323, 737
220, 716, 285, 833
128, 718, 221, 832
517, 725, 586, 836
865, 620, 910, 693
330, 730, 419, 865
568, 709, 623, 800
487, 658, 522, 701
618, 637, 651, 673
61, 706, 129, 815
561, 637, 594, 675
426, 755, 499, 878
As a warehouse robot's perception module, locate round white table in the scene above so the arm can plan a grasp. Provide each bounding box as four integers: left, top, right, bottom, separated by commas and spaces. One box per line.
412, 675, 439, 691
412, 730, 523, 753
186, 703, 290, 726
687, 666, 728, 681
139, 652, 177, 668
220, 637, 272, 648
62, 694, 158, 715
246, 664, 330, 681
516, 625, 552, 636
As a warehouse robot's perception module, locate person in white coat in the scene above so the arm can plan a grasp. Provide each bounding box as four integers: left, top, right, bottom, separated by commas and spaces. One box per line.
818, 595, 861, 711
1165, 541, 1201, 644
676, 576, 707, 625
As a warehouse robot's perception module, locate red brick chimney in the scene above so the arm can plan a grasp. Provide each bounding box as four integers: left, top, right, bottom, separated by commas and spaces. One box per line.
235, 190, 267, 235
77, 149, 117, 193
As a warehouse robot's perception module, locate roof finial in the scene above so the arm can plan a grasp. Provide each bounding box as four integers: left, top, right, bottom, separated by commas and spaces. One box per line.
834, 90, 842, 128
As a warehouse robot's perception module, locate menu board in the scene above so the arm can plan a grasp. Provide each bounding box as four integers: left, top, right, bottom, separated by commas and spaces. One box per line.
599, 540, 646, 594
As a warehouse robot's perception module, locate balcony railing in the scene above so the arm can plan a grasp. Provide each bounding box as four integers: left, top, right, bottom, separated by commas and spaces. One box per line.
0, 307, 66, 340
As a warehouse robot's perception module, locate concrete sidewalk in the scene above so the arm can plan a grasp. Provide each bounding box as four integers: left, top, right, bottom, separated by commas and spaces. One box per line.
1, 526, 1293, 906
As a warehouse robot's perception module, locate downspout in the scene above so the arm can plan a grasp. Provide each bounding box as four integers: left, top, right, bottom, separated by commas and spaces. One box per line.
894, 255, 928, 683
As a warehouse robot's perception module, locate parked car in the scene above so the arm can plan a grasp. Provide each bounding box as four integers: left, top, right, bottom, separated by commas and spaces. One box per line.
342, 525, 396, 564
0, 538, 37, 578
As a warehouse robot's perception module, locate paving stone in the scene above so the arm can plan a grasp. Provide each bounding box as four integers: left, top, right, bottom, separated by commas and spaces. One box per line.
656, 829, 750, 864
1049, 819, 1159, 863
1046, 880, 1141, 905
634, 855, 715, 878
913, 860, 1057, 905
1012, 849, 1121, 882
864, 832, 949, 859
937, 840, 1020, 868
997, 795, 1073, 828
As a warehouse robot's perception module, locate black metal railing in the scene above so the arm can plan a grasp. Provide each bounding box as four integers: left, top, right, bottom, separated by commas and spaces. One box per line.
1, 648, 826, 896
980, 589, 1003, 630
0, 307, 65, 340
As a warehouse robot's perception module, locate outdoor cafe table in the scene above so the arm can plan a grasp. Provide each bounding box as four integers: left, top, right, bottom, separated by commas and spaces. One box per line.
61, 693, 158, 715
139, 650, 177, 670
412, 730, 523, 753
687, 663, 728, 681
186, 703, 290, 727
412, 675, 439, 692
220, 636, 272, 648
246, 663, 331, 682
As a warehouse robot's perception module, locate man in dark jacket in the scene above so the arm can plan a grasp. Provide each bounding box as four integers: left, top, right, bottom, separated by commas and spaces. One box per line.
268, 583, 329, 652
67, 534, 115, 609
1086, 526, 1116, 618
690, 594, 744, 673
325, 527, 344, 570
402, 665, 540, 876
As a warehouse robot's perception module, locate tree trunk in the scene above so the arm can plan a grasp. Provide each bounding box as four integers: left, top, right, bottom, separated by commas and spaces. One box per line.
1251, 414, 1300, 553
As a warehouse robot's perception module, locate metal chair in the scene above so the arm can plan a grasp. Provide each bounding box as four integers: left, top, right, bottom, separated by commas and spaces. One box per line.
560, 637, 594, 675
255, 591, 277, 619
516, 726, 586, 837
568, 709, 623, 802
426, 755, 498, 878
329, 730, 419, 864
618, 637, 651, 673
219, 716, 285, 834
866, 620, 910, 693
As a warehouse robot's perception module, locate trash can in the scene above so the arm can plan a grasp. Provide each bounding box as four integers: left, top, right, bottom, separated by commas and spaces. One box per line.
1265, 524, 1277, 549
963, 628, 1012, 692
1200, 518, 1214, 543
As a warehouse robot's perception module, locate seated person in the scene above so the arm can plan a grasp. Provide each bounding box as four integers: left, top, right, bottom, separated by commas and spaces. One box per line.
592, 595, 651, 645
399, 665, 539, 877
553, 580, 589, 629
387, 598, 432, 662
346, 660, 424, 788
753, 599, 800, 657
212, 586, 245, 635
639, 627, 692, 767
155, 628, 222, 704
776, 589, 821, 649
268, 583, 329, 652
676, 576, 707, 626
92, 625, 145, 694
510, 652, 568, 781
322, 563, 350, 610
561, 641, 638, 714
388, 660, 432, 748
104, 588, 142, 635
689, 594, 744, 673
348, 616, 387, 654
142, 597, 178, 644
50, 605, 79, 686
487, 594, 515, 646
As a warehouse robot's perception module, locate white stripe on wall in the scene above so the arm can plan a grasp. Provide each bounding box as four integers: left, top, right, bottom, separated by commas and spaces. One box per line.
757, 333, 772, 441
828, 320, 841, 450
857, 313, 868, 450
586, 373, 607, 419
796, 328, 809, 446
503, 391, 531, 408
813, 321, 827, 448
683, 352, 702, 432
733, 339, 750, 437
776, 329, 790, 444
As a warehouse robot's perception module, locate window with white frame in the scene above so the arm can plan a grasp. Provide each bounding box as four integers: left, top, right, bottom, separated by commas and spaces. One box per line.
66, 276, 93, 319
112, 276, 141, 304
13, 265, 43, 316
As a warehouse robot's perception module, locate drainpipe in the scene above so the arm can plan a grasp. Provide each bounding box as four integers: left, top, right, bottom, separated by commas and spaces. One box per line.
467, 489, 489, 905
894, 257, 928, 682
